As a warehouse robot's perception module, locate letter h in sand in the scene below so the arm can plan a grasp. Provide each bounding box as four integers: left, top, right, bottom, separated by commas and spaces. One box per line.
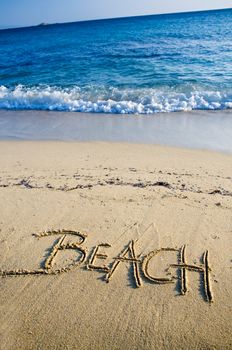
142, 245, 213, 303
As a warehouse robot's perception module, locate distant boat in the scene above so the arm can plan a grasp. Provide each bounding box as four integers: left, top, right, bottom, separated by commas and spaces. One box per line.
37, 22, 49, 26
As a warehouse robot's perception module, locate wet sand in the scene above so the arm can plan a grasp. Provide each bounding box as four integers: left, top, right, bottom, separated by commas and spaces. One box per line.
0, 109, 232, 152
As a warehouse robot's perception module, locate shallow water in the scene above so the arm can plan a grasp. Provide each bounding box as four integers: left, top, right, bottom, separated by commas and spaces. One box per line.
1, 110, 232, 153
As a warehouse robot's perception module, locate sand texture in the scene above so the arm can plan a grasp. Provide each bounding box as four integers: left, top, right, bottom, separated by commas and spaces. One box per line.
0, 141, 232, 350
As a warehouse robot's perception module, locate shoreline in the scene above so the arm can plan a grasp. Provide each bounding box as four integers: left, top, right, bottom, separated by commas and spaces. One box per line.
1, 138, 232, 156
0, 109, 232, 153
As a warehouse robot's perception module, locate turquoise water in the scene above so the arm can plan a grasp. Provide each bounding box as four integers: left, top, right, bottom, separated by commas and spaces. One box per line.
0, 9, 231, 114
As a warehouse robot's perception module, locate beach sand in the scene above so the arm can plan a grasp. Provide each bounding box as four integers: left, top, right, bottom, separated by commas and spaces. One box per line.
0, 141, 232, 349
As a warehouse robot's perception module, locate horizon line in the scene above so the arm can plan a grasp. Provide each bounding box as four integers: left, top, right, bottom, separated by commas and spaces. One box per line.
0, 7, 231, 32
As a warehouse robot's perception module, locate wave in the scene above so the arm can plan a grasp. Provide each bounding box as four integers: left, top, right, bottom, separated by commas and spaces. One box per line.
0, 85, 231, 114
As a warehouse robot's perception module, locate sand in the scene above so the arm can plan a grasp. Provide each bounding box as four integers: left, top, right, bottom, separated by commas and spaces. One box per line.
0, 141, 232, 350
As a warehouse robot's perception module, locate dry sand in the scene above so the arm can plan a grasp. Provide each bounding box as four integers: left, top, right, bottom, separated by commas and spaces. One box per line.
0, 141, 231, 350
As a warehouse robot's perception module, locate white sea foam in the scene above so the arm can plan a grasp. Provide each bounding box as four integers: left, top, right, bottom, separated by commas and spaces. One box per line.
0, 85, 231, 114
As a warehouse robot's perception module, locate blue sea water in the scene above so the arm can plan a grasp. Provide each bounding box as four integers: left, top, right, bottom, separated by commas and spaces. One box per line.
0, 9, 231, 114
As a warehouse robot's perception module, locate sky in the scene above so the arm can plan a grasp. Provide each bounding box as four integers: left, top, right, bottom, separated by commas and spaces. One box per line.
0, 0, 231, 29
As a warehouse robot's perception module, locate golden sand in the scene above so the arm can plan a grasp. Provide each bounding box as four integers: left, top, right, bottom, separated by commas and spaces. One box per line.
0, 141, 232, 349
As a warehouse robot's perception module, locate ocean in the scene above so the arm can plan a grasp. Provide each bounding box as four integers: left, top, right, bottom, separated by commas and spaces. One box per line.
0, 8, 231, 114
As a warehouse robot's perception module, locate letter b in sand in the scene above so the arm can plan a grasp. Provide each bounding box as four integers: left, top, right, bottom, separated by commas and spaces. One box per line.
43, 230, 87, 273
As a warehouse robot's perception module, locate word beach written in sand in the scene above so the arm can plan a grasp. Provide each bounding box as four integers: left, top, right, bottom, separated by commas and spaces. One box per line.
0, 230, 213, 303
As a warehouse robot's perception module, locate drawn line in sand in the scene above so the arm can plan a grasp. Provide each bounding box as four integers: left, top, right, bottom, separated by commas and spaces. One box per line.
44, 234, 66, 270
0, 229, 213, 302
142, 248, 179, 284
0, 230, 87, 276
180, 245, 187, 295
203, 250, 213, 303
170, 246, 213, 303
87, 243, 111, 272
34, 229, 87, 240
106, 240, 142, 288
